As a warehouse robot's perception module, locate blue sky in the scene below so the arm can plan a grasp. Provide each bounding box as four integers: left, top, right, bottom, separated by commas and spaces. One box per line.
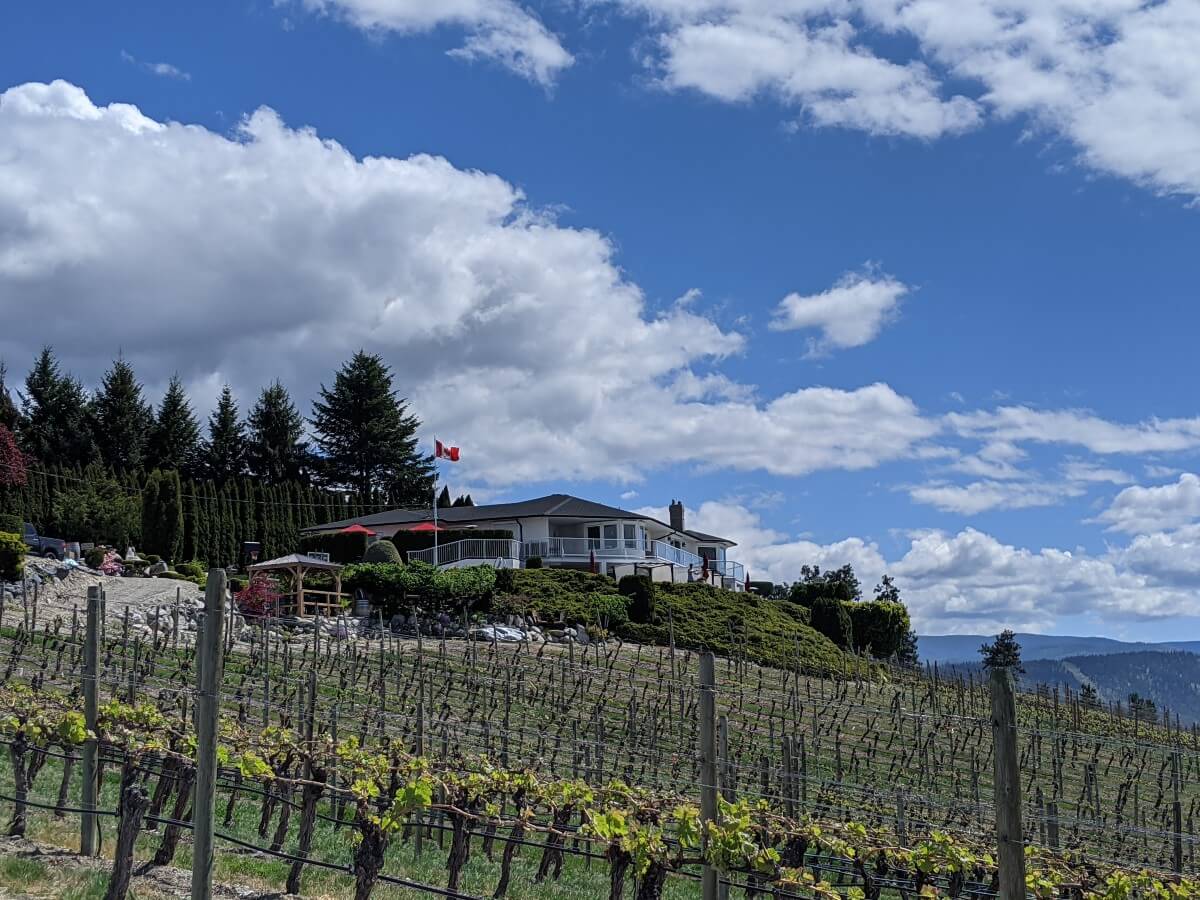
3, 0, 1200, 639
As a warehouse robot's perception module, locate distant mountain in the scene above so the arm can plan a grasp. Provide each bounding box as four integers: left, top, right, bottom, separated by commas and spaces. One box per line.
919, 632, 1200, 665
940, 651, 1200, 725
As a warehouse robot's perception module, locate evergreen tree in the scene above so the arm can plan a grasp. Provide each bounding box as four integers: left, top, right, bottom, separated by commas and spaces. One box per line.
19, 347, 97, 467
246, 381, 308, 483
0, 362, 19, 431
896, 630, 919, 668
147, 374, 201, 475
437, 485, 452, 508
310, 351, 435, 502
203, 386, 246, 484
91, 355, 151, 471
980, 629, 1024, 673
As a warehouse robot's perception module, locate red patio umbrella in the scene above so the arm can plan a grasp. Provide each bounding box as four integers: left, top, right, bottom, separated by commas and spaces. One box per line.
339, 523, 377, 535
400, 522, 446, 532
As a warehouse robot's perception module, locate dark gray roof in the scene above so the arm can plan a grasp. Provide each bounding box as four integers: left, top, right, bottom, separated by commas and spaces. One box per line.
305, 493, 735, 545
684, 529, 735, 546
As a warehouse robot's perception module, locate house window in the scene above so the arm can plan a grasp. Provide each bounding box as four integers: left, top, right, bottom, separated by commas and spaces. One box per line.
587, 525, 601, 549
603, 523, 618, 550
699, 546, 717, 561
623, 524, 636, 548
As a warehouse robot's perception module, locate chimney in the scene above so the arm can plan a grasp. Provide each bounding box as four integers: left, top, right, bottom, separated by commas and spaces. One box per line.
669, 499, 685, 533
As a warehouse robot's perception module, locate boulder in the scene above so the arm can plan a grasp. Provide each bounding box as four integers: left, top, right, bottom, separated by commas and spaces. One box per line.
147, 561, 169, 576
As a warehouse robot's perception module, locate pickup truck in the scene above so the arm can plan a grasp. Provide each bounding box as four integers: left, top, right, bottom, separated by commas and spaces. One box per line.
22, 523, 66, 560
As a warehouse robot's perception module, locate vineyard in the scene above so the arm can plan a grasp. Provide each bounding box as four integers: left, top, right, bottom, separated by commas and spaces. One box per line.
2, 574, 1200, 898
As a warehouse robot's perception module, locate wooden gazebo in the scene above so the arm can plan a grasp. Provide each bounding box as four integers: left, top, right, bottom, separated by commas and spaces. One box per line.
247, 554, 346, 617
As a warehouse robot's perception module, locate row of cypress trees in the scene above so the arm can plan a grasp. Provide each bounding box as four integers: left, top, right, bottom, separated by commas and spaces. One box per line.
0, 463, 375, 567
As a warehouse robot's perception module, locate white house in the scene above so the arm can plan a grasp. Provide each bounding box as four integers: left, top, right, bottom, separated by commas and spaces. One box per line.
305, 494, 746, 591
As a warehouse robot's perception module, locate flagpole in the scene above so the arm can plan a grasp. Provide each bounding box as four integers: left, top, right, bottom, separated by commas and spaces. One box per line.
432, 442, 439, 568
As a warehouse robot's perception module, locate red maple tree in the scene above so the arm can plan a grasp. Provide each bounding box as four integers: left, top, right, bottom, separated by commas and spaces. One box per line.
0, 426, 26, 488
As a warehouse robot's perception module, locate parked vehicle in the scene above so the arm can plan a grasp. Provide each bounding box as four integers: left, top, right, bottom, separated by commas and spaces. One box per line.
22, 523, 66, 560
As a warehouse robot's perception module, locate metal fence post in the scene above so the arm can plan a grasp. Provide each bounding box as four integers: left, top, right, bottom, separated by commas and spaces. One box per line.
990, 667, 1026, 899
192, 569, 226, 900
81, 585, 100, 857
699, 651, 718, 900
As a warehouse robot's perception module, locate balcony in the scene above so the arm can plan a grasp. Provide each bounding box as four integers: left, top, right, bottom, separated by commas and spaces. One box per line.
408, 539, 522, 567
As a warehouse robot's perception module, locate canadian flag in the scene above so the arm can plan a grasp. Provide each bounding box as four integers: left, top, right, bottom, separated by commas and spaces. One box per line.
435, 440, 460, 462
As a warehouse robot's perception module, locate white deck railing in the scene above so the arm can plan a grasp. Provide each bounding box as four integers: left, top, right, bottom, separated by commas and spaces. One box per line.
408, 539, 522, 566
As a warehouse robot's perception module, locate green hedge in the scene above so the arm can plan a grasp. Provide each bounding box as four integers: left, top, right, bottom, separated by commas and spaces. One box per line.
0, 531, 25, 582
0, 514, 22, 535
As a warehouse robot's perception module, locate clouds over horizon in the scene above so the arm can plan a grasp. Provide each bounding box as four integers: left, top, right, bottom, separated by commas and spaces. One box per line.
651, 499, 1200, 633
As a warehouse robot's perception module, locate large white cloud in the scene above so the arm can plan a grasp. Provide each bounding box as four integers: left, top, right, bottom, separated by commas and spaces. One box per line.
770, 269, 909, 354
659, 499, 1200, 632
947, 407, 1200, 455
1097, 473, 1200, 534
608, 0, 1200, 197
286, 0, 572, 85
0, 80, 941, 488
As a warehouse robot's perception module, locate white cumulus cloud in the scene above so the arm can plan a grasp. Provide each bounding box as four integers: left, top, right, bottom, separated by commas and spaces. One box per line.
770, 269, 909, 354
1097, 473, 1200, 534
286, 0, 573, 85
0, 80, 939, 489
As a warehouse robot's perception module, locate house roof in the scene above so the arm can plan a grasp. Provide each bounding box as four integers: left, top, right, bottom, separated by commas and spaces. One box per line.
305, 494, 736, 546
248, 553, 344, 572
684, 529, 735, 546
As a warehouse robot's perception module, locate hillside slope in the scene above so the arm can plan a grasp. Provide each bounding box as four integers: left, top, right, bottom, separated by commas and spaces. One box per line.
493, 568, 852, 673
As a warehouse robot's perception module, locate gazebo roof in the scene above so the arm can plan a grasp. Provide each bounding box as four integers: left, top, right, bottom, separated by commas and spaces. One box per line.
248, 553, 344, 572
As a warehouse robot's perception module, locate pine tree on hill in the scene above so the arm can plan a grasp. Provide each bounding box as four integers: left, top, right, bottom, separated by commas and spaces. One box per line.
19, 347, 97, 467
310, 351, 435, 503
980, 629, 1024, 673
437, 485, 452, 508
246, 381, 309, 483
147, 374, 201, 475
204, 386, 246, 484
0, 362, 19, 431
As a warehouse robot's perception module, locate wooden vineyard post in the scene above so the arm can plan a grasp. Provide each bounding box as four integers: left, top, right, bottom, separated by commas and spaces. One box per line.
81, 585, 100, 857
192, 569, 226, 900
991, 667, 1026, 899
699, 651, 718, 900
1173, 751, 1184, 874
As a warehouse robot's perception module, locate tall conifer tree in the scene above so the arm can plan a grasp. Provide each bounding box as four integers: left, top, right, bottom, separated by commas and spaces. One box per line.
147, 374, 201, 475
19, 347, 96, 466
309, 351, 434, 503
92, 355, 151, 471
247, 381, 308, 483
203, 386, 246, 484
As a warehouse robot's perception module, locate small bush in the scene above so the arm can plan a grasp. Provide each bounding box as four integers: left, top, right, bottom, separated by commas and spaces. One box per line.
494, 567, 515, 593
589, 593, 630, 628
618, 574, 654, 624
144, 554, 162, 565
84, 548, 108, 570
810, 596, 854, 650
236, 573, 282, 620
0, 531, 26, 582
175, 561, 205, 579
525, 556, 542, 569
363, 539, 402, 564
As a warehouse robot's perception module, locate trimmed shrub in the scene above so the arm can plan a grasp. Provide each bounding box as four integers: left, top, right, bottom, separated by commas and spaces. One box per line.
494, 567, 515, 593
363, 539, 402, 564
84, 548, 108, 570
144, 554, 162, 565
618, 574, 654, 624
175, 561, 205, 579
590, 593, 630, 628
0, 531, 25, 582
525, 556, 542, 569
810, 596, 853, 650
0, 514, 21, 535
847, 600, 911, 659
